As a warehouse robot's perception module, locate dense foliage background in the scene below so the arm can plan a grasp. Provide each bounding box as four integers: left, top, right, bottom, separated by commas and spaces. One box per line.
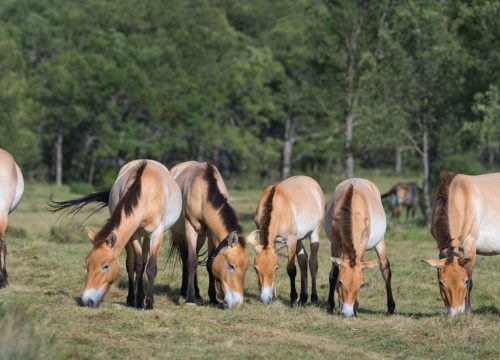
1, 0, 499, 190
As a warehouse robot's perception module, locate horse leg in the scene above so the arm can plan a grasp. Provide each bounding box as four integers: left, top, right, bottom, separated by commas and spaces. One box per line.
327, 235, 342, 313
207, 235, 219, 305
145, 226, 164, 310
0, 219, 7, 288
185, 223, 199, 304
463, 238, 476, 311
125, 241, 136, 307
296, 240, 309, 305
194, 235, 206, 303
309, 226, 321, 304
286, 236, 298, 305
135, 233, 148, 309
172, 231, 188, 298
375, 239, 395, 314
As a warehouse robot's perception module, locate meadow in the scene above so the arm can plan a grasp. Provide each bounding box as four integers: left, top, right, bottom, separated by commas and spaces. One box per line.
0, 175, 499, 359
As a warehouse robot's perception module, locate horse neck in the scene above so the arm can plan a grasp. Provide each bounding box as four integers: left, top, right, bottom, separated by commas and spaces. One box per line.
203, 207, 237, 243
112, 215, 142, 253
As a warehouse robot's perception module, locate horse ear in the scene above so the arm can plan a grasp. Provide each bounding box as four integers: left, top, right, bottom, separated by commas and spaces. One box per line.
106, 233, 117, 248
361, 260, 379, 269
85, 227, 96, 241
458, 258, 471, 267
244, 230, 260, 252
421, 259, 446, 268
331, 257, 347, 267
228, 231, 239, 247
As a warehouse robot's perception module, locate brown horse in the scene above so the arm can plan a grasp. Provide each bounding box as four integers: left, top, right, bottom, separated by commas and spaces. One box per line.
249, 176, 324, 305
325, 179, 395, 317
423, 172, 500, 315
50, 160, 182, 308
0, 148, 24, 288
381, 182, 424, 220
170, 161, 251, 309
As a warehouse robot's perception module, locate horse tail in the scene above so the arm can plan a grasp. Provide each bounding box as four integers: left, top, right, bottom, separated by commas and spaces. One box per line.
48, 190, 111, 217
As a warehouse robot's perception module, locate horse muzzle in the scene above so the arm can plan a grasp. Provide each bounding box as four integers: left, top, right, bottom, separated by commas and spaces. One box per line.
81, 287, 105, 308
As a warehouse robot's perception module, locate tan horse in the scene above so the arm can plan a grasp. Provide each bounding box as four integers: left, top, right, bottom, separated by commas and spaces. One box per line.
423, 172, 500, 315
50, 160, 182, 308
170, 161, 251, 309
324, 179, 395, 317
249, 176, 324, 305
381, 182, 424, 220
0, 148, 24, 288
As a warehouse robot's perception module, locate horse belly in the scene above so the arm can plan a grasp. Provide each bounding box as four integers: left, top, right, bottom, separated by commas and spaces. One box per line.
295, 215, 320, 241
367, 214, 386, 250
476, 231, 500, 255
9, 174, 24, 213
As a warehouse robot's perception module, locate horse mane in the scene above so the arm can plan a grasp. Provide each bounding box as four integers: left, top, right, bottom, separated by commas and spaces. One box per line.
339, 185, 356, 267
431, 172, 457, 251
259, 185, 276, 249
93, 161, 147, 247
203, 164, 243, 246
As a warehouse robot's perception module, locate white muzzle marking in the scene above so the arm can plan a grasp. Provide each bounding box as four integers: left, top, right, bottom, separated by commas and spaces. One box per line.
82, 287, 105, 308
260, 286, 274, 304
448, 303, 466, 316
224, 291, 243, 309
340, 301, 356, 317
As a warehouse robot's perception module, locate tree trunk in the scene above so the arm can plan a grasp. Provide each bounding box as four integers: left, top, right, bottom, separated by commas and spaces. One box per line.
282, 118, 295, 179
345, 51, 355, 179
395, 146, 403, 174
55, 133, 63, 187
421, 119, 431, 225
88, 154, 95, 185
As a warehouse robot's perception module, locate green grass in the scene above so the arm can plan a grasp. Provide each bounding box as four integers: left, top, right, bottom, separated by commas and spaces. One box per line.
1, 178, 499, 360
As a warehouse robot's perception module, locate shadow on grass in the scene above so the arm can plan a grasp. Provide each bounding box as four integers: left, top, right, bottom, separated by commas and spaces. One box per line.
474, 306, 500, 316
116, 279, 181, 304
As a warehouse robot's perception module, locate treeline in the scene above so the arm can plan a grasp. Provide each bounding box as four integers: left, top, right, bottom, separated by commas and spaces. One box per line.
0, 0, 499, 195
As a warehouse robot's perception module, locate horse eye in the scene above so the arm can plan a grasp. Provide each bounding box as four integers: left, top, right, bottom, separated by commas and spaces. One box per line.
274, 265, 280, 272
360, 283, 365, 289
464, 279, 470, 288
227, 263, 236, 272
254, 266, 259, 273
338, 280, 344, 289
439, 280, 445, 289
101, 263, 111, 272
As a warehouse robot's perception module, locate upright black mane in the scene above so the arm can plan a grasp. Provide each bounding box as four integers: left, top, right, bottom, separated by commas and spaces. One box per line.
259, 185, 276, 249
203, 164, 243, 244
432, 172, 457, 251
339, 185, 356, 267
94, 161, 147, 246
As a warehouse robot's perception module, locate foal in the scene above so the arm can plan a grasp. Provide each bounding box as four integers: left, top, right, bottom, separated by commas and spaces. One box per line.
325, 179, 395, 317
0, 148, 24, 287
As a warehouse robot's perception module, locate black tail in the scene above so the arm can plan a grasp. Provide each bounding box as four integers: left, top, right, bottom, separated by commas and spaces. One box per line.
48, 190, 111, 217
380, 188, 393, 199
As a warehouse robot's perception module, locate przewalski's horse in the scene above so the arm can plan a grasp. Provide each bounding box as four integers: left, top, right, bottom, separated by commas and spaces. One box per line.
249, 176, 324, 305
325, 179, 395, 317
170, 161, 251, 309
381, 182, 424, 220
423, 172, 500, 316
0, 148, 24, 288
49, 160, 182, 308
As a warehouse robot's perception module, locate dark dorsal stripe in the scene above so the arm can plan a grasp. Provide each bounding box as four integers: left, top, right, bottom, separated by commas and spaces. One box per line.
93, 161, 148, 247
259, 185, 276, 249
203, 163, 243, 245
339, 184, 356, 267
432, 172, 457, 252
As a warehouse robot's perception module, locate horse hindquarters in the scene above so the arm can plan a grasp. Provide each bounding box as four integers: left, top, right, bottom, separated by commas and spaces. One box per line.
0, 216, 7, 287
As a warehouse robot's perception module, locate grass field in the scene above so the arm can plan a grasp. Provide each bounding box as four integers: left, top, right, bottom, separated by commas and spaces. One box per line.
1, 177, 499, 360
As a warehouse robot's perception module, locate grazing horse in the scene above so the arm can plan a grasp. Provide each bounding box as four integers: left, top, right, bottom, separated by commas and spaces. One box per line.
423, 172, 500, 316
0, 148, 24, 288
170, 161, 251, 309
249, 176, 324, 305
381, 182, 424, 220
325, 179, 395, 317
49, 160, 182, 308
